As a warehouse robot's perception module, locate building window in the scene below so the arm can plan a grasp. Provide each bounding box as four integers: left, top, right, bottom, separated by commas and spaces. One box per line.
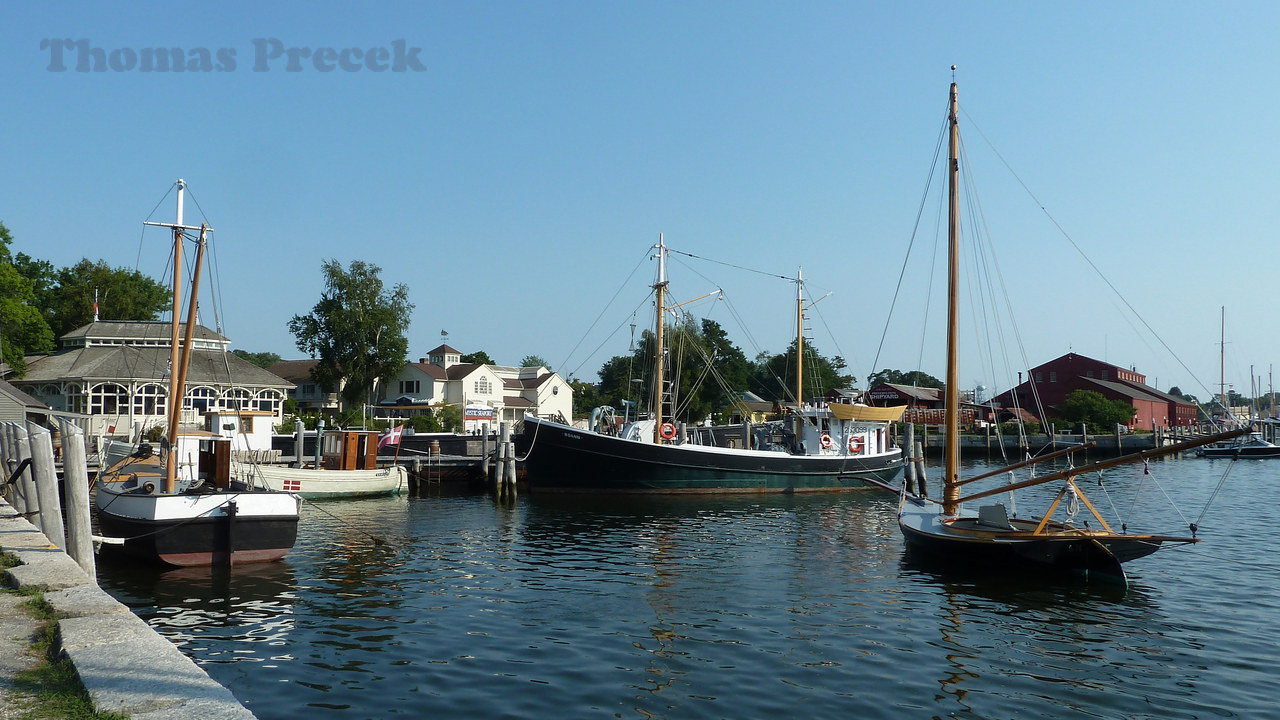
89, 383, 128, 415
1049, 372, 1057, 383
1035, 372, 1043, 382
255, 389, 284, 413
1086, 371, 1094, 378
1102, 371, 1109, 380
399, 380, 420, 394
132, 383, 166, 416
240, 416, 254, 433
475, 378, 491, 394
223, 388, 252, 410
187, 386, 218, 412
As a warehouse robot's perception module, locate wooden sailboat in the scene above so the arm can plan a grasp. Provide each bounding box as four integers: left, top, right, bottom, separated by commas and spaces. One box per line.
519, 234, 905, 493
1197, 309, 1280, 458
896, 80, 1247, 583
95, 180, 300, 566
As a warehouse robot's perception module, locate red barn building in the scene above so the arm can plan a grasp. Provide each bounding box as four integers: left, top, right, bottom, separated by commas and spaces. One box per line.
990, 353, 1197, 431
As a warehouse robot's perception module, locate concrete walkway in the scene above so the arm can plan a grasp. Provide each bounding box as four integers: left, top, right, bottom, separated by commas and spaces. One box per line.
0, 499, 258, 719
0, 592, 40, 719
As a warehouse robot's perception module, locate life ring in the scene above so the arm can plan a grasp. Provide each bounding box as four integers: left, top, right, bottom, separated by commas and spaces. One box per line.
659, 422, 677, 440
848, 436, 864, 454
820, 433, 833, 449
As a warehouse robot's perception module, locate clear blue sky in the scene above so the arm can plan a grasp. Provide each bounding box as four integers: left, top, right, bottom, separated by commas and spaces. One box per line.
3, 2, 1277, 401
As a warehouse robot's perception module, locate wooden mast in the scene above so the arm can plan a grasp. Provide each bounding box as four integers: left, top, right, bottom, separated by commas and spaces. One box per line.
142, 179, 212, 493
943, 78, 962, 515
653, 233, 668, 444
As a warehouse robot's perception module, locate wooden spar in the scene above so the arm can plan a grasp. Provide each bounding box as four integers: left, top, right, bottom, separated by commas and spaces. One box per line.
652, 234, 667, 444
954, 441, 1096, 487
142, 180, 214, 493
958, 427, 1250, 505
172, 224, 208, 430
942, 80, 961, 515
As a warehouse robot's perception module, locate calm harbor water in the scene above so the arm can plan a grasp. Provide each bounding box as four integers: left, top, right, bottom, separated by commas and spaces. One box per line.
97, 456, 1280, 719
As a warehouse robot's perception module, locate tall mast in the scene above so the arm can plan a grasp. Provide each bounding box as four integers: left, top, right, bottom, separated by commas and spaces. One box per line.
943, 79, 962, 515
795, 267, 804, 409
142, 179, 211, 492
653, 233, 668, 443
1220, 306, 1227, 424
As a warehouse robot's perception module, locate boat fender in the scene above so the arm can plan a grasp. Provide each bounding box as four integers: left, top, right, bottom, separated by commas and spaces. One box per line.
820, 433, 832, 449
848, 436, 864, 454
659, 422, 677, 440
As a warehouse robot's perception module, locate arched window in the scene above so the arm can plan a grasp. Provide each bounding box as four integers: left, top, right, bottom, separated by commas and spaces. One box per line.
223, 388, 252, 411
89, 383, 128, 415
254, 389, 284, 414
132, 383, 167, 417
187, 386, 218, 412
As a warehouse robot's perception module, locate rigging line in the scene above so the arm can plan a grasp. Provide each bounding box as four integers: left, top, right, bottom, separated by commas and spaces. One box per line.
666, 247, 792, 281
1195, 453, 1239, 525
869, 114, 948, 378
136, 183, 177, 272
557, 247, 652, 378
563, 291, 654, 381
961, 108, 1214, 399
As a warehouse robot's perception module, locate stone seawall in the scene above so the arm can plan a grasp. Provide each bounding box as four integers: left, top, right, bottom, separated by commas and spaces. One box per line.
0, 499, 258, 719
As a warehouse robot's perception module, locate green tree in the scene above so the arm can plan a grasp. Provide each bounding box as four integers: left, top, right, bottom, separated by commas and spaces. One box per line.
436, 403, 463, 432
460, 350, 493, 365
520, 354, 551, 370
0, 263, 54, 375
866, 368, 945, 389
232, 349, 283, 368
46, 259, 170, 338
1054, 389, 1136, 432
749, 340, 854, 404
0, 223, 55, 375
288, 259, 414, 411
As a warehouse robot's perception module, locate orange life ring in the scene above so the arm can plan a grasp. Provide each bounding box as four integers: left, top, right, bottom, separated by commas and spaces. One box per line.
820, 433, 833, 449
848, 436, 864, 454
659, 422, 677, 440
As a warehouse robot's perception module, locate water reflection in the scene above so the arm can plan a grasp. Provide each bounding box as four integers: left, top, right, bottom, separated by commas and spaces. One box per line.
92, 462, 1280, 720
99, 558, 298, 664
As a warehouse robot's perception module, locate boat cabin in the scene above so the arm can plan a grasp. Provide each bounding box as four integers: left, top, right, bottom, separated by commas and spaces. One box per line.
321, 430, 381, 471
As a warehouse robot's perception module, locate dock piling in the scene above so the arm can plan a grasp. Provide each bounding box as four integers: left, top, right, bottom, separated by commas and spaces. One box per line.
58, 420, 95, 578
27, 422, 66, 551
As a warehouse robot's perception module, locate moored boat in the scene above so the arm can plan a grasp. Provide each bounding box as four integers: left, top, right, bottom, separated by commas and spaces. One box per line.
95, 180, 300, 566
896, 78, 1246, 584
519, 235, 905, 493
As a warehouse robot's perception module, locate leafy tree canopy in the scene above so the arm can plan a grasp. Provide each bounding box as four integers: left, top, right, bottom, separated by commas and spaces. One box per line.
232, 349, 283, 368
0, 263, 54, 376
460, 350, 493, 365
866, 368, 945, 390
1054, 389, 1135, 432
288, 259, 414, 410
46, 259, 170, 338
520, 354, 551, 370
749, 339, 854, 404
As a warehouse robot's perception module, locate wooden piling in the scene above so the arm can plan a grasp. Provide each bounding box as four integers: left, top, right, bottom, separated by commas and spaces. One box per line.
58, 421, 95, 578
27, 422, 66, 550
904, 423, 917, 495
913, 440, 928, 498
10, 424, 37, 520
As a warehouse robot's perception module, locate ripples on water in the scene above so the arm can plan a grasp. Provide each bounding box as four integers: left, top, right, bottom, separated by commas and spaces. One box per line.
97, 457, 1280, 719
